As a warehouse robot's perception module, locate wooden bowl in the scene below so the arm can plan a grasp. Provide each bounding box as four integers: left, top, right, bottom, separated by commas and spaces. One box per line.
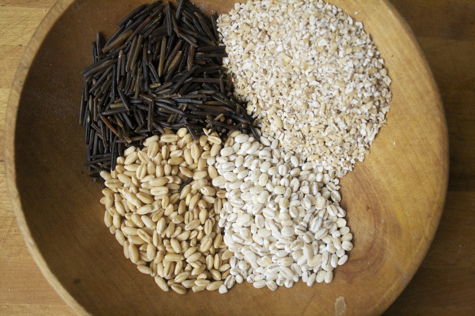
5, 0, 448, 315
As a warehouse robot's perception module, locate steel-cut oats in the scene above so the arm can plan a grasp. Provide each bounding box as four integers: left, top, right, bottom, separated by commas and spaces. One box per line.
218, 0, 392, 177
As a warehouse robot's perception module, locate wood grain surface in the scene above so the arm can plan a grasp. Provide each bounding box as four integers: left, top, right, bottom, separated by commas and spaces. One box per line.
0, 0, 472, 315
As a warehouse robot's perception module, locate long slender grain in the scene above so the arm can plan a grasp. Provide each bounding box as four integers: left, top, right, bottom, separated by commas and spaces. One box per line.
158, 37, 167, 77
117, 4, 147, 27
102, 30, 133, 54
126, 17, 152, 44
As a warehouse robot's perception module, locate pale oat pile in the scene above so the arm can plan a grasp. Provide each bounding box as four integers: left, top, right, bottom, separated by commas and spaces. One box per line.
218, 0, 392, 177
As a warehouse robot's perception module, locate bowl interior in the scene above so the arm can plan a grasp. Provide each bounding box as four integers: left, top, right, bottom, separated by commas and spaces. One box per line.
7, 0, 448, 315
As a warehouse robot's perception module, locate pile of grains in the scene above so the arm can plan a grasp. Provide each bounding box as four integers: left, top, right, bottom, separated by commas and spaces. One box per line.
100, 130, 235, 295
80, 0, 259, 181
218, 0, 392, 176
213, 131, 352, 290
89, 0, 394, 296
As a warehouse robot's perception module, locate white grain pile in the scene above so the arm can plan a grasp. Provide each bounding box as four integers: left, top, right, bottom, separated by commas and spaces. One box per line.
218, 0, 392, 177
213, 131, 352, 290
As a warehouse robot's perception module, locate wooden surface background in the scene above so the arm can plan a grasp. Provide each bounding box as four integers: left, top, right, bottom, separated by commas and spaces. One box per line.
0, 0, 473, 315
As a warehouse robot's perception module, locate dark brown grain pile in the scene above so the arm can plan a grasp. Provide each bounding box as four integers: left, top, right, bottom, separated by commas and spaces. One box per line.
79, 0, 258, 181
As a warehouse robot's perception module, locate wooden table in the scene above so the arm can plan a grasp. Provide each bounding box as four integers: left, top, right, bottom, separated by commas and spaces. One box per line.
0, 0, 473, 314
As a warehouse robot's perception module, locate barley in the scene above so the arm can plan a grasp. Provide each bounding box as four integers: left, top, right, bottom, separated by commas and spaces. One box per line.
219, 284, 228, 294
235, 275, 244, 284
342, 241, 354, 251
325, 271, 334, 284
253, 280, 267, 289
342, 233, 353, 242
337, 255, 348, 266
267, 280, 278, 291
213, 133, 352, 291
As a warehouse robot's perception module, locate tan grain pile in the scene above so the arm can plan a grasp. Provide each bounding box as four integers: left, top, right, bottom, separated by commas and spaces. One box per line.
100, 130, 235, 294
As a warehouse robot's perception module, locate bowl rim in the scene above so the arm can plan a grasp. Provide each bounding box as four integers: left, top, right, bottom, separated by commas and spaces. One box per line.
4, 0, 449, 315
5, 1, 89, 315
